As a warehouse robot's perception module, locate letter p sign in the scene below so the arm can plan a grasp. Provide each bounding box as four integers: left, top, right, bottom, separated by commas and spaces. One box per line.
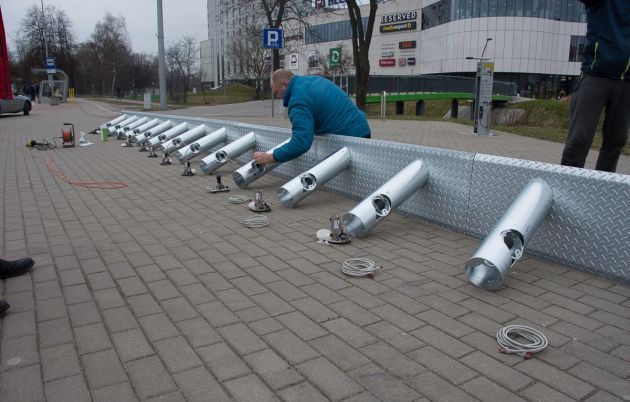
263, 28, 283, 49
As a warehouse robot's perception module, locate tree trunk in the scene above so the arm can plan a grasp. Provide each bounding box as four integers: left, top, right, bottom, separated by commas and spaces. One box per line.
355, 52, 370, 111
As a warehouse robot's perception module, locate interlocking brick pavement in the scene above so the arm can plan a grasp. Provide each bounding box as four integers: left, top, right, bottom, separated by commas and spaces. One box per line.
0, 102, 628, 401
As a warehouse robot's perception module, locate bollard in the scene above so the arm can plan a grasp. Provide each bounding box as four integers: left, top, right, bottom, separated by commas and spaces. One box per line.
134, 120, 172, 144
200, 132, 256, 174
415, 100, 425, 116
161, 125, 208, 154
342, 160, 429, 238
147, 122, 189, 148
395, 101, 404, 115
278, 147, 351, 208
465, 178, 554, 290
232, 139, 291, 188
450, 99, 459, 119
175, 127, 227, 164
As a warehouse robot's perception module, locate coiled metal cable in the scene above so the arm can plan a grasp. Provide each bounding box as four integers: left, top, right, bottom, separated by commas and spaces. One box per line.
229, 195, 251, 204
243, 214, 271, 228
341, 258, 379, 277
496, 324, 548, 358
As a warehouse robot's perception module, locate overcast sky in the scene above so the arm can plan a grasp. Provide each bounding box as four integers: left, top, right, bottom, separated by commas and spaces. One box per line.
2, 0, 208, 54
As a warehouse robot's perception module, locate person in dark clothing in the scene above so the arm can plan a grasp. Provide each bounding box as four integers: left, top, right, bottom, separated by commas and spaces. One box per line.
0, 258, 34, 314
254, 69, 370, 165
560, 0, 630, 173
28, 83, 36, 101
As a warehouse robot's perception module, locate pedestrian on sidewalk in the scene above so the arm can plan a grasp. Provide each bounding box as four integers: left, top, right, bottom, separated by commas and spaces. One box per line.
253, 69, 371, 165
560, 0, 630, 173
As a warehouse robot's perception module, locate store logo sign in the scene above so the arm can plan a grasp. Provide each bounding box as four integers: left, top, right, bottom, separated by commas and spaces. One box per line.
380, 21, 417, 33
399, 41, 417, 49
379, 59, 396, 67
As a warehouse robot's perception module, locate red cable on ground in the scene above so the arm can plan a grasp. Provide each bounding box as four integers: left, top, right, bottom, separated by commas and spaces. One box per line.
46, 159, 128, 189
33, 145, 129, 189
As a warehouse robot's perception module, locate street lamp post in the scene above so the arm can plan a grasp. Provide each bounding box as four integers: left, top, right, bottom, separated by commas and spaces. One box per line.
157, 0, 168, 110
40, 0, 54, 101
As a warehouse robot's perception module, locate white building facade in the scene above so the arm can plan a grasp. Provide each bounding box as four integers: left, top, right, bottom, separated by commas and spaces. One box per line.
201, 0, 587, 97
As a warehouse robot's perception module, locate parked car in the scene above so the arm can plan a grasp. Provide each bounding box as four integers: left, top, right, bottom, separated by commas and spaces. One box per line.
0, 94, 31, 116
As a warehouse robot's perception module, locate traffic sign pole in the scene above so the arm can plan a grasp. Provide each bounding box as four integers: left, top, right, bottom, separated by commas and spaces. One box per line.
271, 51, 274, 119
263, 28, 283, 119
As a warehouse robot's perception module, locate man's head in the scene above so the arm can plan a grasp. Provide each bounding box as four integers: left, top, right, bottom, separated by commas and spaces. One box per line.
271, 69, 294, 99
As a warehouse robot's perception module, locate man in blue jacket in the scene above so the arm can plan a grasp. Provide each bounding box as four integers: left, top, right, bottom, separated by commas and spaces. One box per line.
560, 0, 629, 173
253, 69, 370, 165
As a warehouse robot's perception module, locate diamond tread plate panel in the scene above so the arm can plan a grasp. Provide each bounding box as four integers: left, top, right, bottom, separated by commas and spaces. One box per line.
468, 155, 630, 284
125, 112, 630, 284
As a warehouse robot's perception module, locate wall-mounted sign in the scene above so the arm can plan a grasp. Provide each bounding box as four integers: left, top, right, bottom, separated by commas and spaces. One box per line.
380, 11, 417, 24
285, 34, 304, 42
398, 58, 407, 66
329, 47, 342, 66
308, 50, 320, 68
407, 57, 416, 65
381, 51, 395, 58
379, 59, 396, 67
399, 40, 417, 49
380, 21, 417, 33
315, 0, 346, 8
289, 52, 299, 70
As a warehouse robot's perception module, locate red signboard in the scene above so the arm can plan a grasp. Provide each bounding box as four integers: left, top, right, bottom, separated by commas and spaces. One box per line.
399, 41, 417, 49
379, 59, 396, 67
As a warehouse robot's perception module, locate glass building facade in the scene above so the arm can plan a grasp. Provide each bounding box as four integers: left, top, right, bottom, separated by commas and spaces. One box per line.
305, 17, 369, 44
422, 0, 586, 30
568, 35, 586, 62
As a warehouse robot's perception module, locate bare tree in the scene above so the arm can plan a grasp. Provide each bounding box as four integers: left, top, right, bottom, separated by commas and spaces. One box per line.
14, 4, 77, 85
90, 14, 132, 96
228, 25, 270, 100
167, 36, 199, 103
345, 0, 379, 111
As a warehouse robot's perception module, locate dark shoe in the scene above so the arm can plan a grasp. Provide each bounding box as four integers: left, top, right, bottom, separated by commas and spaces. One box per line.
0, 299, 9, 314
0, 258, 34, 279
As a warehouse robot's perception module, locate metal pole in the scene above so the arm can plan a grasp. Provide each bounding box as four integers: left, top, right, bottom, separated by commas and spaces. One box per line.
157, 0, 168, 111
40, 0, 54, 100
271, 51, 275, 119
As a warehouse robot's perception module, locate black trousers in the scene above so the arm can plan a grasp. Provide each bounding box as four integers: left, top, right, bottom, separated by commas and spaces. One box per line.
561, 74, 630, 173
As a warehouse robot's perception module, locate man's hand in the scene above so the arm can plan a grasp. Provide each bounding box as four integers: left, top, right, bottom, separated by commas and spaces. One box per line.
253, 151, 275, 165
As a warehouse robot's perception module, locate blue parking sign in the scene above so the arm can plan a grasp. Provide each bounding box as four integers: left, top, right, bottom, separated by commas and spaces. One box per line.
263, 28, 283, 49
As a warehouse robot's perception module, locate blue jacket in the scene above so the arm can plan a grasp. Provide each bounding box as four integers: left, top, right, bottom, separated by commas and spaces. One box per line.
580, 0, 630, 80
273, 76, 371, 163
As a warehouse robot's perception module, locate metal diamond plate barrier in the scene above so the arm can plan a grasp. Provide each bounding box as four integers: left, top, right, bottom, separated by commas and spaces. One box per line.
124, 111, 630, 284
467, 155, 630, 284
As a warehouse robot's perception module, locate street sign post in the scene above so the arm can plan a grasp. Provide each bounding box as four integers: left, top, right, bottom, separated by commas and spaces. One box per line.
262, 28, 283, 118
46, 57, 56, 74
262, 28, 283, 49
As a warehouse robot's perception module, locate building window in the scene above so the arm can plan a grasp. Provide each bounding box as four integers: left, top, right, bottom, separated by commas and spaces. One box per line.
569, 35, 586, 62
422, 0, 585, 30
305, 17, 369, 44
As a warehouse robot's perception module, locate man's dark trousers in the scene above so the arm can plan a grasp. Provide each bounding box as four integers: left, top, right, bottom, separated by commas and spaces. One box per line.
561, 74, 630, 173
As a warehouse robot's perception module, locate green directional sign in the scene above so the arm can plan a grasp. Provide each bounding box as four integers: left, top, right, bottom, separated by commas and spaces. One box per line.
329, 47, 341, 67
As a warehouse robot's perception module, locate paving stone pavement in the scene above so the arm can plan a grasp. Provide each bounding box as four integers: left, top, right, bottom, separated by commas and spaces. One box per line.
0, 102, 629, 402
